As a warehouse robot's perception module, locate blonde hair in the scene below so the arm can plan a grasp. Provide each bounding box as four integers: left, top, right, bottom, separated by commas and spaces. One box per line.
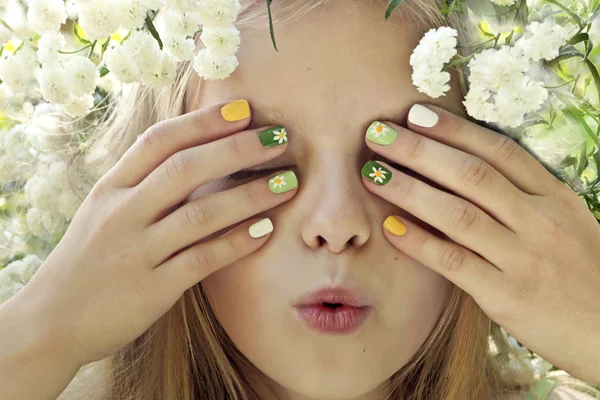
62, 1, 600, 399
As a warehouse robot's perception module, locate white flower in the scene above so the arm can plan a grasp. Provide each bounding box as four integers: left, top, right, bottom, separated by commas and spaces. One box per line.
0, 55, 31, 93
515, 19, 571, 62
63, 93, 95, 117
269, 175, 287, 189
163, 33, 195, 61
2, 255, 42, 283
114, 0, 147, 31
105, 45, 138, 83
369, 167, 388, 183
26, 207, 47, 237
38, 63, 73, 105
137, 0, 163, 9
489, 0, 517, 5
200, 25, 241, 56
27, 0, 67, 34
0, 281, 24, 304
138, 50, 178, 88
410, 27, 458, 98
412, 67, 451, 98
467, 46, 529, 87
77, 1, 121, 40
37, 32, 66, 65
370, 122, 391, 138
273, 128, 287, 144
193, 48, 239, 80
64, 56, 98, 97
197, 0, 241, 28
163, 0, 200, 14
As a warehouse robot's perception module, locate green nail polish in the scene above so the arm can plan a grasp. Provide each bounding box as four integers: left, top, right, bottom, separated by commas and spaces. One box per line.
258, 126, 288, 147
269, 170, 298, 193
366, 121, 398, 146
361, 160, 392, 185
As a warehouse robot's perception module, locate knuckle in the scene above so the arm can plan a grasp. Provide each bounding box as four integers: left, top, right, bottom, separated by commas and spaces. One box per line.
185, 200, 211, 228
230, 134, 247, 157
404, 135, 426, 160
448, 202, 479, 232
188, 246, 216, 272
225, 233, 246, 255
165, 151, 191, 181
459, 156, 490, 188
493, 135, 520, 161
401, 177, 419, 199
139, 124, 163, 149
440, 245, 467, 272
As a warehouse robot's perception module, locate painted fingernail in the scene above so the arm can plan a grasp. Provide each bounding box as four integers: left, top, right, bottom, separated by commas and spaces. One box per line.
268, 170, 298, 194
408, 104, 439, 128
221, 99, 250, 122
249, 218, 274, 238
366, 121, 398, 145
361, 160, 392, 186
383, 216, 407, 236
258, 126, 288, 147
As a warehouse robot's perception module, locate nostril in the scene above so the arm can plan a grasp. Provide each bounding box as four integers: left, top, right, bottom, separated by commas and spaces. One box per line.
317, 235, 326, 246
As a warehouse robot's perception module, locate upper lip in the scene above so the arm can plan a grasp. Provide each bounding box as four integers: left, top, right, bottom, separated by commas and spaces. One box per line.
294, 286, 373, 308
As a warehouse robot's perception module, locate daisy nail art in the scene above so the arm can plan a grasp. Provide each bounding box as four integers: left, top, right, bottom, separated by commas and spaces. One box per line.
268, 170, 298, 194
366, 121, 398, 146
258, 126, 288, 147
361, 160, 392, 185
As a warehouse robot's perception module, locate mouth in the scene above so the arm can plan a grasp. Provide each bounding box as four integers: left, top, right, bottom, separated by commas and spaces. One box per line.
294, 287, 373, 334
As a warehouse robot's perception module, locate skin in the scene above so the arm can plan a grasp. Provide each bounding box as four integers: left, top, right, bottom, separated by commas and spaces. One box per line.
185, 2, 464, 399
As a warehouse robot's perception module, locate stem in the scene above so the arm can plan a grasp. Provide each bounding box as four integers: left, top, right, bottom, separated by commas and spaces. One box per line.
58, 45, 92, 55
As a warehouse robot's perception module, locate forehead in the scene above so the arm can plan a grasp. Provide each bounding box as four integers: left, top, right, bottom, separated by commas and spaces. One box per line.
189, 2, 466, 125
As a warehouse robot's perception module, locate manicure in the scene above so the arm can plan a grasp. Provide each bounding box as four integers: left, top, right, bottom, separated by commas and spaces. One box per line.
258, 126, 288, 147
268, 171, 298, 194
361, 161, 392, 186
408, 104, 439, 128
221, 99, 251, 122
366, 121, 398, 146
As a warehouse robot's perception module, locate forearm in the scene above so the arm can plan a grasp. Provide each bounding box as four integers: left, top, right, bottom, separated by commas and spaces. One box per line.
0, 292, 82, 400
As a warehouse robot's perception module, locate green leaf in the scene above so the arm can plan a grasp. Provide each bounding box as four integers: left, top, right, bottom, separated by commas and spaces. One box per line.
584, 58, 600, 104
99, 65, 110, 77
145, 12, 163, 50
544, 0, 584, 28
73, 21, 91, 45
505, 29, 515, 45
560, 156, 578, 168
478, 22, 497, 39
385, 0, 403, 20
567, 32, 589, 45
576, 145, 590, 176
101, 36, 110, 59
266, 0, 278, 52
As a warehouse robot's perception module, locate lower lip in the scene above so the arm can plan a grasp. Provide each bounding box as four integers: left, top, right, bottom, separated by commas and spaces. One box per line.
296, 304, 371, 334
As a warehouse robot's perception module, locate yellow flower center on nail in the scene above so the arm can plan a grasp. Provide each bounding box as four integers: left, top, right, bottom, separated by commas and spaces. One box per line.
376, 126, 383, 133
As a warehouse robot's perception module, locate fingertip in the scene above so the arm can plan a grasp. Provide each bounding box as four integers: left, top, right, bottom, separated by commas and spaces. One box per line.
249, 217, 274, 239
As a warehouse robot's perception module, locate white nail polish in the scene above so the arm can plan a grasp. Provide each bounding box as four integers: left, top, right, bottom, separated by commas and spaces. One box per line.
249, 218, 274, 238
408, 104, 439, 128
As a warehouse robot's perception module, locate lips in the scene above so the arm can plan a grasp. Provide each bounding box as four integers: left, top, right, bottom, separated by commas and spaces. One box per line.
294, 287, 373, 334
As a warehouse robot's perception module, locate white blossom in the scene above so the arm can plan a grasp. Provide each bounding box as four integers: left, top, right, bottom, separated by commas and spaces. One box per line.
516, 19, 571, 62
114, 0, 147, 30
163, 0, 200, 14
37, 32, 66, 65
77, 0, 121, 40
27, 0, 67, 34
38, 63, 72, 105
105, 46, 138, 83
163, 33, 195, 61
64, 56, 98, 97
200, 25, 241, 56
489, 0, 517, 5
63, 93, 95, 117
193, 48, 239, 80
197, 0, 241, 28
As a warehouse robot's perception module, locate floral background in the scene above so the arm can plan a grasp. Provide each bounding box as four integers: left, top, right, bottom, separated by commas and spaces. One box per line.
0, 0, 598, 389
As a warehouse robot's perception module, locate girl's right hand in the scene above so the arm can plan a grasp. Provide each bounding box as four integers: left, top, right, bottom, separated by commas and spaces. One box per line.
9, 99, 296, 368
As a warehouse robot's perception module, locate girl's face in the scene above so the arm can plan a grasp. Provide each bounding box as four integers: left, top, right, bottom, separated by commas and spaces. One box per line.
186, 2, 466, 399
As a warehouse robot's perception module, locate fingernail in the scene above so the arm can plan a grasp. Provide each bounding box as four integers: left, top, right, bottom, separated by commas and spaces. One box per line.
366, 121, 398, 146
258, 126, 288, 147
268, 170, 298, 194
361, 160, 392, 186
383, 216, 407, 236
249, 218, 274, 238
408, 104, 439, 128
221, 99, 250, 122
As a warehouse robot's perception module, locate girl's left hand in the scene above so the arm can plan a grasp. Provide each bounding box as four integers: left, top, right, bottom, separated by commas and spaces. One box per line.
362, 104, 600, 385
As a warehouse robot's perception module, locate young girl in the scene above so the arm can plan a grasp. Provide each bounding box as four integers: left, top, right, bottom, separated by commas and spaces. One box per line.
1, 0, 600, 399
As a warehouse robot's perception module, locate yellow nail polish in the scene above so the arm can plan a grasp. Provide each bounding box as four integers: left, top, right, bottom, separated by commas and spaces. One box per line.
384, 216, 407, 236
221, 99, 250, 122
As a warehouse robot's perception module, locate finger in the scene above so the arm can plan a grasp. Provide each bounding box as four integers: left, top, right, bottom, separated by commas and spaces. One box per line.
136, 125, 289, 220
147, 170, 298, 261
106, 99, 252, 188
153, 217, 275, 295
381, 214, 502, 301
406, 104, 564, 196
365, 120, 529, 232
361, 160, 517, 268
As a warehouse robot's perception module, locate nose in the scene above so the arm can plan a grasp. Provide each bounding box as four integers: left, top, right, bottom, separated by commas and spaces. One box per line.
300, 163, 372, 253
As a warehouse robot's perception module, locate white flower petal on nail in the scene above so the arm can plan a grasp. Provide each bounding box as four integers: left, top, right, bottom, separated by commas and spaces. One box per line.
369, 167, 387, 183
269, 175, 287, 189
273, 128, 287, 144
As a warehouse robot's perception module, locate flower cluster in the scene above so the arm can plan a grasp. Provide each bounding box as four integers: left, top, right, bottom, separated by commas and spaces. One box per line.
0, 0, 242, 117
411, 19, 575, 128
